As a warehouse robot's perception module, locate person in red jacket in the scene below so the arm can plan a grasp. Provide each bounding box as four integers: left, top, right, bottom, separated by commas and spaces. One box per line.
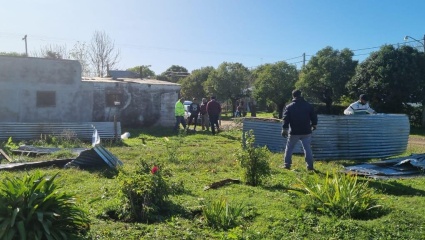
206, 96, 221, 135
200, 98, 210, 131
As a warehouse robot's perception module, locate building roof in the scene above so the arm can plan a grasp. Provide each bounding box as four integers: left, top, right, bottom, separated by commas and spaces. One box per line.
107, 70, 139, 79
81, 77, 180, 86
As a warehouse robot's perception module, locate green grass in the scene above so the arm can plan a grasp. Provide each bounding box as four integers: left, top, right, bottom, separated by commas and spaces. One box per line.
1, 126, 425, 239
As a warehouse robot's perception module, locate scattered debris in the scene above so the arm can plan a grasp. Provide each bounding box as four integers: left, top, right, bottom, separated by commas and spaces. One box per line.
204, 178, 241, 190
344, 154, 425, 179
121, 132, 130, 139
11, 145, 87, 157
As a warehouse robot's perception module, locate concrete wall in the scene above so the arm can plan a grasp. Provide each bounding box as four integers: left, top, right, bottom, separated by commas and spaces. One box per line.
0, 56, 180, 127
0, 56, 92, 122
87, 81, 179, 127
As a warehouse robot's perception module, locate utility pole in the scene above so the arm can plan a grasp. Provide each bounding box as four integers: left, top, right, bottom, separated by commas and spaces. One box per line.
22, 35, 28, 57
302, 53, 306, 68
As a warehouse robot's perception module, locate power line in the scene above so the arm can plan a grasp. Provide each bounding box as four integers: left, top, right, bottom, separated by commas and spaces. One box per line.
1, 31, 423, 70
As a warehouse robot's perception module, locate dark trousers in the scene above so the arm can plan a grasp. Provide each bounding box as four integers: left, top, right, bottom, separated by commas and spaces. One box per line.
188, 114, 199, 129
174, 116, 186, 131
209, 114, 219, 134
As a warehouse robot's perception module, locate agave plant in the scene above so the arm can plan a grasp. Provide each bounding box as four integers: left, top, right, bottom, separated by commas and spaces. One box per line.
295, 171, 382, 219
0, 171, 90, 240
202, 198, 245, 230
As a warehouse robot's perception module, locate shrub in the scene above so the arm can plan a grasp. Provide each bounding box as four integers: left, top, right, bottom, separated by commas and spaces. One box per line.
294, 171, 382, 219
202, 198, 245, 230
237, 130, 271, 186
117, 159, 170, 222
0, 171, 90, 239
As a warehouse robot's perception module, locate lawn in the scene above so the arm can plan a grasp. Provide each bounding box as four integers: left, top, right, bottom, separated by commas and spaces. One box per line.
1, 118, 425, 239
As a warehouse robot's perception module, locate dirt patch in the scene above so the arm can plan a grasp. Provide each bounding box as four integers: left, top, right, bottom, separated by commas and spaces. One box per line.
409, 136, 425, 145
220, 120, 242, 131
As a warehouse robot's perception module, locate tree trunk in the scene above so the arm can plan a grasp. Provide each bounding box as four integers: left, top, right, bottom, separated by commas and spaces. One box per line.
230, 98, 237, 117
278, 103, 285, 119
325, 98, 333, 114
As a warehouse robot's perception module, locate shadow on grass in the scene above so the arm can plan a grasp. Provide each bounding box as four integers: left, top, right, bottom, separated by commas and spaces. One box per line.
367, 180, 425, 196
123, 127, 180, 138
85, 166, 120, 179
261, 183, 304, 193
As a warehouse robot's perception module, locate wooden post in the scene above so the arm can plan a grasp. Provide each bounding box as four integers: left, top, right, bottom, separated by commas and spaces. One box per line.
114, 114, 118, 141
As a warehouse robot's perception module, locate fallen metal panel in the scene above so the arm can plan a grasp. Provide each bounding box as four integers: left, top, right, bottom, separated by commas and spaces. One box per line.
344, 154, 425, 178
243, 114, 410, 160
93, 145, 123, 168
0, 159, 74, 170
66, 145, 123, 169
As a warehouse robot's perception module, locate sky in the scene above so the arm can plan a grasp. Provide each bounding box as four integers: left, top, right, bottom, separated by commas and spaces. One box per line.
1, 0, 425, 75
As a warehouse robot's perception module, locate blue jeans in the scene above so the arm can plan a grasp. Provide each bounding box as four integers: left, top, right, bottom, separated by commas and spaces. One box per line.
284, 134, 313, 170
174, 116, 186, 131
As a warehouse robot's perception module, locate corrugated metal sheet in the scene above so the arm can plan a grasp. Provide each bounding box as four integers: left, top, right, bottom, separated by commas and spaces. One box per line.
66, 145, 123, 169
0, 122, 121, 141
0, 159, 73, 170
243, 114, 410, 160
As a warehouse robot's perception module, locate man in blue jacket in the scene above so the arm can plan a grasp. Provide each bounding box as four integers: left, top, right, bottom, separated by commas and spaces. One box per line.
281, 89, 318, 171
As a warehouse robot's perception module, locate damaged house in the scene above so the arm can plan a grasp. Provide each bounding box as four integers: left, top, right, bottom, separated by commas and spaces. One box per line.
0, 56, 180, 132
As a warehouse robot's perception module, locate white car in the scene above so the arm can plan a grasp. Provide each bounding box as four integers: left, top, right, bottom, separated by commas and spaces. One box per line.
183, 100, 192, 122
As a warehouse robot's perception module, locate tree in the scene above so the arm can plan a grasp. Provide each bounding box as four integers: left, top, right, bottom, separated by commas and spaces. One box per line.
127, 65, 156, 78
179, 66, 214, 100
88, 30, 120, 77
347, 45, 425, 116
159, 65, 189, 83
253, 61, 298, 118
32, 44, 68, 59
205, 62, 250, 115
70, 41, 91, 77
296, 46, 357, 113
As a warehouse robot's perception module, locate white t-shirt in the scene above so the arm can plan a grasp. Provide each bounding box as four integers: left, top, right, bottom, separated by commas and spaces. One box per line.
344, 101, 375, 115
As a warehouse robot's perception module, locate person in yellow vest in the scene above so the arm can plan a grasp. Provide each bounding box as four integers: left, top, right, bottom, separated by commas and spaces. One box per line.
174, 97, 187, 131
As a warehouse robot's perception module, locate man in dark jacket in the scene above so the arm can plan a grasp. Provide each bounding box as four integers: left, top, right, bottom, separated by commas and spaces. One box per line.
188, 98, 201, 130
206, 96, 221, 135
281, 89, 318, 171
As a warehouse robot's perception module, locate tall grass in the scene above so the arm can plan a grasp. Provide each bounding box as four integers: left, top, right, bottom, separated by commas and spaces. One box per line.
0, 171, 89, 239
294, 171, 383, 219
202, 198, 245, 230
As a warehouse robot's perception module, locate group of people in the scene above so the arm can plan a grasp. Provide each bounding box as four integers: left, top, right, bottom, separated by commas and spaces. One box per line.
281, 90, 376, 172
174, 96, 222, 135
176, 90, 376, 171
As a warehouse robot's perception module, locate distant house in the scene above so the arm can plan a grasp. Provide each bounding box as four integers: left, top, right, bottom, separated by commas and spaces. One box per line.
0, 56, 180, 127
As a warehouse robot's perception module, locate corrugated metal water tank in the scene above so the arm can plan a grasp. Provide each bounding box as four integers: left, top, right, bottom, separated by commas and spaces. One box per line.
243, 114, 410, 160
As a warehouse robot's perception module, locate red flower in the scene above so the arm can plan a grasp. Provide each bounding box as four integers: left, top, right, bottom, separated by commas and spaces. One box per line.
151, 166, 159, 174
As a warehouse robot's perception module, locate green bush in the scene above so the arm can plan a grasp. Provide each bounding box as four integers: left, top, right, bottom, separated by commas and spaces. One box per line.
0, 171, 90, 239
294, 171, 382, 219
237, 130, 271, 186
202, 198, 245, 230
117, 159, 170, 222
